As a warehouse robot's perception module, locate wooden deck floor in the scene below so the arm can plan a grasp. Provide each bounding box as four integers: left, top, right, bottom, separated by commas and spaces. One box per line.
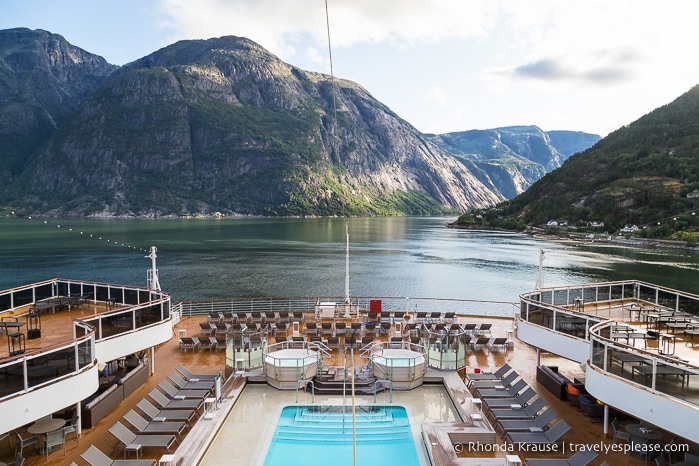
0, 307, 679, 465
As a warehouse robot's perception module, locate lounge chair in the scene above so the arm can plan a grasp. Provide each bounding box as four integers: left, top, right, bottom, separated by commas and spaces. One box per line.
486, 396, 547, 422
168, 372, 215, 390
123, 409, 186, 441
108, 421, 177, 454
81, 444, 156, 466
469, 371, 519, 391
326, 336, 341, 350
474, 378, 528, 398
489, 337, 509, 351
524, 448, 597, 465
214, 323, 230, 338
198, 322, 216, 337
334, 322, 347, 336
148, 389, 203, 413
273, 322, 288, 336
471, 337, 491, 350
178, 337, 199, 352
198, 336, 217, 352
136, 399, 196, 427
176, 364, 220, 381
216, 336, 227, 350
505, 419, 571, 448
304, 322, 318, 336
475, 323, 492, 336
466, 363, 513, 385
320, 322, 333, 336
494, 407, 557, 435
157, 380, 209, 400
482, 387, 538, 412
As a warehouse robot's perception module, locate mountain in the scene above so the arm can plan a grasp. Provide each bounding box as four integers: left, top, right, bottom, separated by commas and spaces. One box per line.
0, 28, 117, 193
454, 85, 699, 239
2, 30, 502, 217
426, 126, 600, 199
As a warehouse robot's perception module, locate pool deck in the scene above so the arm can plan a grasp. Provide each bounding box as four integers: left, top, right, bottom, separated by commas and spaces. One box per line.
0, 310, 655, 465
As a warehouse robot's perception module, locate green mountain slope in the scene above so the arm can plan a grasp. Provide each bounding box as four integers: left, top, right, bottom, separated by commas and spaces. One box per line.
455, 85, 699, 239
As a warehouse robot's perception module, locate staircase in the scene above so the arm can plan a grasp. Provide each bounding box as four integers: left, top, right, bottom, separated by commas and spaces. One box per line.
311, 366, 386, 396
275, 406, 409, 443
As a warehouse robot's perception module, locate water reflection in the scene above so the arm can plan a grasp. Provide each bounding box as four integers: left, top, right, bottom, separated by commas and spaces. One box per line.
1, 217, 698, 303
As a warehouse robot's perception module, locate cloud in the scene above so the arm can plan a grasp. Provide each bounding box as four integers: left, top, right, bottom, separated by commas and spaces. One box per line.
156, 0, 501, 59
511, 57, 633, 85
424, 86, 449, 106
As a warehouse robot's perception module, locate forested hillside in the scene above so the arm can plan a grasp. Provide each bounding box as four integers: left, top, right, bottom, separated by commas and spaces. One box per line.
454, 85, 699, 241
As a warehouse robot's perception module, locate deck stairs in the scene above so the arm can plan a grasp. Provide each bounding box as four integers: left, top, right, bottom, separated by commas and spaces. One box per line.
276, 406, 407, 443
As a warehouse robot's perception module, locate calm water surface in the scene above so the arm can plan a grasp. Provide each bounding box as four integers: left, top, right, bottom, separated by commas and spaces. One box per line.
2, 217, 699, 303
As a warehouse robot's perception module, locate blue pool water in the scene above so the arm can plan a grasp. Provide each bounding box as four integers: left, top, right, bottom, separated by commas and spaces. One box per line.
263, 405, 421, 466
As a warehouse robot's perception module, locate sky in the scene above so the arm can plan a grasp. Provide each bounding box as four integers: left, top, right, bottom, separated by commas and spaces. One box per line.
2, 0, 699, 137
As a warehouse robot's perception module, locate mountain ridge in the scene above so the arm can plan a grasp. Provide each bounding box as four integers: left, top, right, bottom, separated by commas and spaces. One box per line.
454, 85, 699, 240
0, 28, 598, 218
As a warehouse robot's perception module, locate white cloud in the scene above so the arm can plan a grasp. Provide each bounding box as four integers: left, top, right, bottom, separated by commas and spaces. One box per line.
424, 85, 449, 107
152, 0, 699, 136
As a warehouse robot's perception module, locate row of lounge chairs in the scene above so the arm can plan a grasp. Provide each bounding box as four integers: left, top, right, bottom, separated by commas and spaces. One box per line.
178, 336, 226, 352
204, 309, 474, 327
466, 363, 573, 452
79, 364, 219, 466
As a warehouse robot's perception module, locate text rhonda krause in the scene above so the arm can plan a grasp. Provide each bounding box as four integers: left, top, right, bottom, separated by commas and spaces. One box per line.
455, 441, 689, 455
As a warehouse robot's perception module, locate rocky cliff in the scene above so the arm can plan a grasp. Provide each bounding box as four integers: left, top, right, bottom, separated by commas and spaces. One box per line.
427, 126, 600, 198
0, 28, 117, 193
6, 32, 502, 216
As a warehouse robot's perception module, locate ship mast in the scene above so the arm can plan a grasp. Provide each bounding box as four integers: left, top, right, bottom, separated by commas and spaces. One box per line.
146, 246, 161, 291
535, 249, 545, 290
343, 222, 351, 318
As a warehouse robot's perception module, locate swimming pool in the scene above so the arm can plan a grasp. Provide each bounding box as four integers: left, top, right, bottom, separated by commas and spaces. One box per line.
263, 405, 420, 466
201, 384, 458, 465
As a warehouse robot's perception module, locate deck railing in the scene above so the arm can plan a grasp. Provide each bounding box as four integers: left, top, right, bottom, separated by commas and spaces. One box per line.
0, 279, 171, 401
0, 320, 95, 401
589, 320, 699, 407
520, 280, 699, 407
176, 296, 517, 319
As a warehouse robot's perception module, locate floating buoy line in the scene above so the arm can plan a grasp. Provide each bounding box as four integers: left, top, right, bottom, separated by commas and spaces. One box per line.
16, 214, 149, 253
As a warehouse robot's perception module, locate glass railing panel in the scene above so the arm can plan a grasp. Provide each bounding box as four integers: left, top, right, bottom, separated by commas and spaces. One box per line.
554, 314, 588, 338
677, 294, 699, 317
135, 304, 161, 328
78, 340, 93, 369
0, 359, 26, 398
583, 286, 598, 303
553, 289, 568, 306
100, 310, 135, 338
610, 284, 623, 301
27, 348, 73, 389
639, 285, 656, 304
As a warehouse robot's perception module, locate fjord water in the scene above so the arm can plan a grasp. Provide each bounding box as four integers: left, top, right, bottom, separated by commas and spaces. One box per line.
2, 217, 699, 305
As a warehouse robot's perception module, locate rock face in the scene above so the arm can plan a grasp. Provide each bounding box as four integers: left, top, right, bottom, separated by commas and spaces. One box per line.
0, 28, 117, 192
5, 32, 502, 216
427, 126, 600, 199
